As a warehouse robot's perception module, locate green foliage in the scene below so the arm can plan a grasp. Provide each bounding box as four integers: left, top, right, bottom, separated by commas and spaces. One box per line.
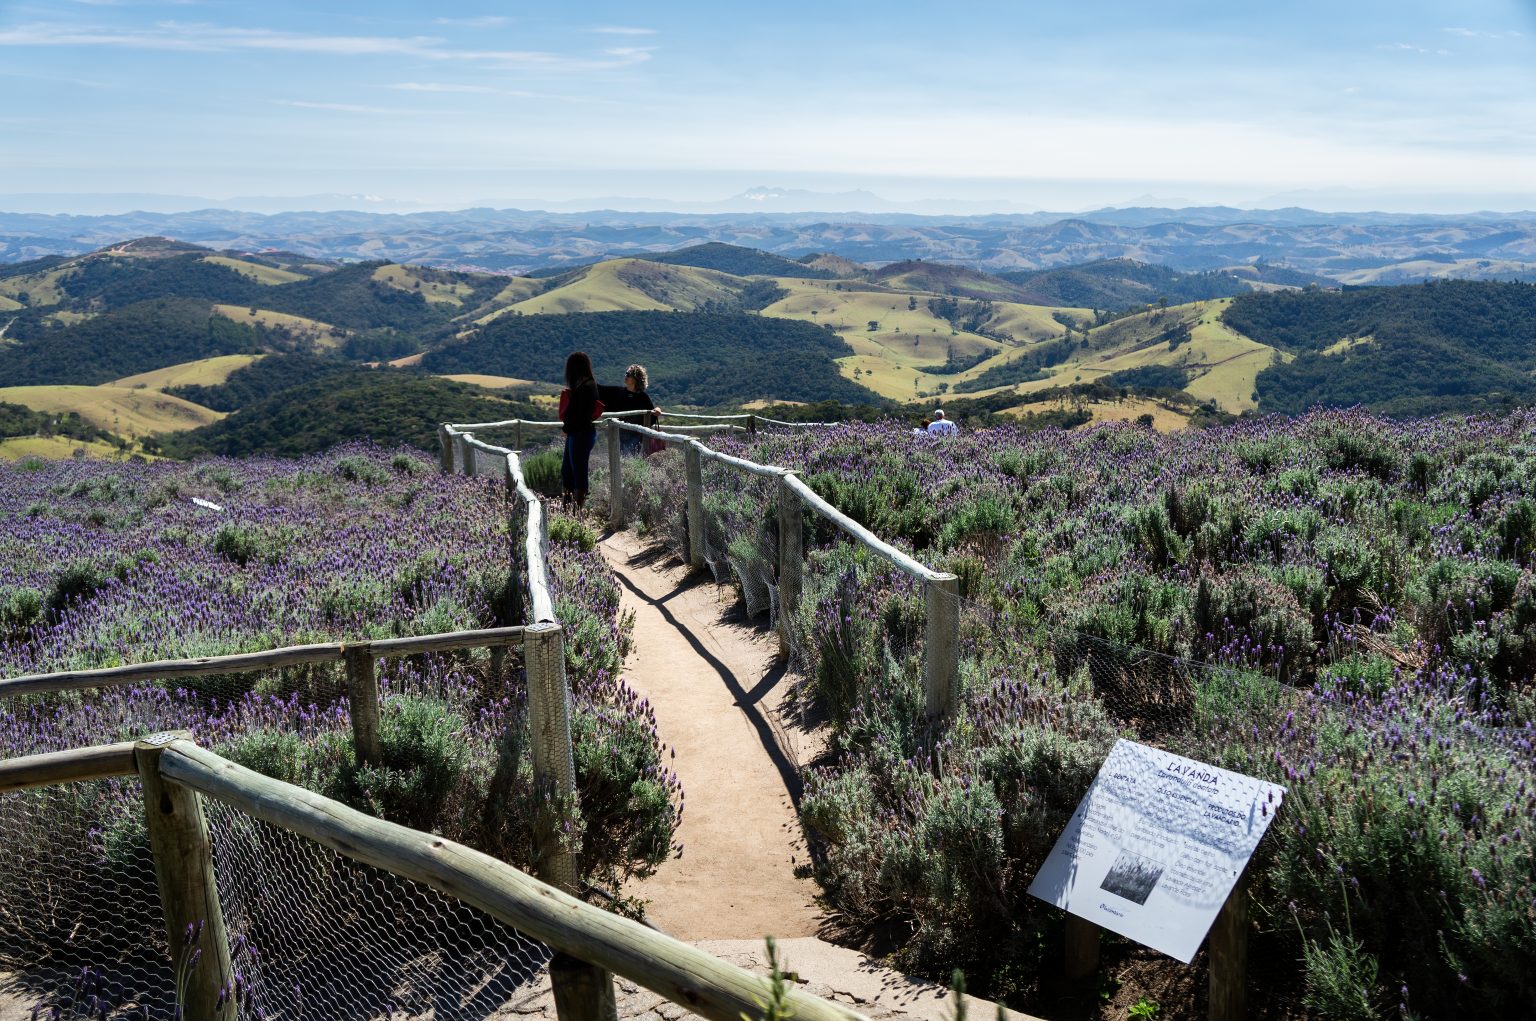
1233, 281, 1536, 414
0, 298, 264, 385
0, 584, 44, 637
420, 310, 879, 407
159, 372, 542, 457
520, 448, 564, 496
167, 353, 358, 412
640, 241, 835, 279
549, 515, 598, 552
996, 258, 1245, 310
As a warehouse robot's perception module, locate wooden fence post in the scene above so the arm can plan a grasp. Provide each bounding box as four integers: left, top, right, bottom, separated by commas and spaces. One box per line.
924, 572, 960, 718
1209, 875, 1249, 1021
515, 419, 524, 451
456, 432, 474, 477
776, 473, 802, 658
135, 732, 235, 1021
608, 420, 624, 530
344, 644, 383, 766
1063, 915, 1100, 984
523, 622, 617, 1021
438, 425, 454, 474
685, 443, 705, 570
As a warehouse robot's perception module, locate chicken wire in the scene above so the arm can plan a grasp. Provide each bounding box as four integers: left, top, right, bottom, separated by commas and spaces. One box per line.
203, 801, 551, 1021
0, 778, 174, 1020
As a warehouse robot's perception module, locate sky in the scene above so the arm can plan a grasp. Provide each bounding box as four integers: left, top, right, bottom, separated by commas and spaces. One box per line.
2, 0, 1535, 214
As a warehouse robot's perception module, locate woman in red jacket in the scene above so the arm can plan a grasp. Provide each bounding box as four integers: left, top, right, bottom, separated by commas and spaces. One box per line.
560, 351, 599, 510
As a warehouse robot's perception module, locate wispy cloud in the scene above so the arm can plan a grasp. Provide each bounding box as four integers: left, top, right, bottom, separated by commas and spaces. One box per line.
385, 81, 605, 104
1443, 27, 1524, 40
275, 100, 407, 115
434, 16, 509, 28
388, 82, 499, 94
592, 26, 656, 36
0, 21, 655, 69
1379, 42, 1450, 55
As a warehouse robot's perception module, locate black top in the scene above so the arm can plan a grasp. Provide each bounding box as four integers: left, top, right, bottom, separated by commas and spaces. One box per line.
561, 378, 598, 435
598, 384, 658, 424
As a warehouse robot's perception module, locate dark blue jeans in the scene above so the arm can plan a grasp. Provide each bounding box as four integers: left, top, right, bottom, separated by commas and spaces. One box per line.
561, 430, 596, 494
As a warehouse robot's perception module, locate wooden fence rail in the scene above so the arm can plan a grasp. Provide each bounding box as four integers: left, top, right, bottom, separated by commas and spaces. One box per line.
441, 414, 1245, 1018
2, 739, 868, 1021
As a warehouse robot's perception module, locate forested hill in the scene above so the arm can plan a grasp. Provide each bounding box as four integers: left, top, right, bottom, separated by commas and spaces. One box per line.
637, 242, 834, 279
157, 372, 541, 458
421, 310, 881, 407
997, 259, 1250, 309
1231, 280, 1536, 415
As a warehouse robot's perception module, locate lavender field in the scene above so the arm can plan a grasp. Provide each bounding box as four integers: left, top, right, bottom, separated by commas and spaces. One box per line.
627, 410, 1536, 1018
1, 447, 680, 987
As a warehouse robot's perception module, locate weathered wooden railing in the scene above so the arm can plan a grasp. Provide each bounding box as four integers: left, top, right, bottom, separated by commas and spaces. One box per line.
0, 737, 867, 1021
440, 415, 961, 719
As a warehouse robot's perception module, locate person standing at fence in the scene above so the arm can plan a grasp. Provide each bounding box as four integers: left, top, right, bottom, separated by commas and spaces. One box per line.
560, 351, 600, 511
599, 363, 661, 455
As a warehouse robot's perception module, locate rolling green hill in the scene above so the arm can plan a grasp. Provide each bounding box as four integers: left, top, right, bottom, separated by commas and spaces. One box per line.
1229, 280, 1536, 414
0, 299, 263, 385
996, 259, 1248, 310
639, 242, 835, 279
165, 353, 360, 412
156, 372, 542, 457
421, 310, 882, 407
866, 261, 1034, 302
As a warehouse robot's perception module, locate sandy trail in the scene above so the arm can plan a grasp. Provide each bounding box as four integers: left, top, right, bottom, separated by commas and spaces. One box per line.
601, 531, 822, 942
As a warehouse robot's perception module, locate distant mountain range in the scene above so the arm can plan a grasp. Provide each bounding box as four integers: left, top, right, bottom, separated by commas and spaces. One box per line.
4, 204, 1536, 285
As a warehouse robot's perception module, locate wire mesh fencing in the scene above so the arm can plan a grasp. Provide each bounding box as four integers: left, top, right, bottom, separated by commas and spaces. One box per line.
204, 801, 551, 1021
0, 777, 172, 1020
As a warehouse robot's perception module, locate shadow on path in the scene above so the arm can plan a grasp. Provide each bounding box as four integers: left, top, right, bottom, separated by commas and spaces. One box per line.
610, 562, 803, 806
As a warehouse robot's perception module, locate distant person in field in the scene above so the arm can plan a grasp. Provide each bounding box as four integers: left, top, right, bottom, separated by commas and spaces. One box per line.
599, 363, 661, 455
926, 409, 958, 436
559, 351, 600, 511
913, 417, 932, 438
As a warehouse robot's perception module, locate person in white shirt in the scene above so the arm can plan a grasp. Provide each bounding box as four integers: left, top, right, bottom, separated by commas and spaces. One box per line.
927, 409, 958, 436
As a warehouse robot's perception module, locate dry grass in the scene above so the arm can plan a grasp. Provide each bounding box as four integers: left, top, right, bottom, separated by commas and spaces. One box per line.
212, 304, 348, 348
0, 435, 131, 461
0, 384, 223, 437
113, 354, 262, 391
372, 264, 480, 305
202, 256, 309, 285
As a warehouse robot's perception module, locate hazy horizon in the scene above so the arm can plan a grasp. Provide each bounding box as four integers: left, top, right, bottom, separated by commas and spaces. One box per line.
3, 1, 1535, 216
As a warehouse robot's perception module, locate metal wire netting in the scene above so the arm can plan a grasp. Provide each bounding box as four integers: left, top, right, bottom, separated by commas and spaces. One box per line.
0, 779, 173, 1020
204, 802, 551, 1021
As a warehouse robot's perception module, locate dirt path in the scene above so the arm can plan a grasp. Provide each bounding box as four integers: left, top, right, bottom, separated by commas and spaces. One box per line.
601, 531, 822, 942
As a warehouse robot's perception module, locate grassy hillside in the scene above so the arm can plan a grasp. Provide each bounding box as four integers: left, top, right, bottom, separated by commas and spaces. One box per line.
157, 372, 541, 457
0, 384, 223, 437
640, 242, 835, 279
113, 354, 263, 391
212, 304, 350, 349
494, 259, 759, 316
1230, 280, 1536, 414
868, 260, 1034, 302
164, 353, 360, 412
0, 435, 129, 461
997, 258, 1248, 309
422, 309, 880, 407
0, 299, 263, 385
201, 255, 310, 285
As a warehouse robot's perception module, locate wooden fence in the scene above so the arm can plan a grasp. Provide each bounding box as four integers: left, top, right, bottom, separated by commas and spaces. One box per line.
441, 417, 962, 718
0, 736, 867, 1021
439, 414, 1253, 1021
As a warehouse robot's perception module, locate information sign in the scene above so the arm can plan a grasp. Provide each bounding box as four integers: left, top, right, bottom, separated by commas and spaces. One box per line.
1027, 739, 1285, 963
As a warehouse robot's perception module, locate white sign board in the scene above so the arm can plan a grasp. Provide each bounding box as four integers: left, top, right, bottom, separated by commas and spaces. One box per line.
1027, 739, 1285, 963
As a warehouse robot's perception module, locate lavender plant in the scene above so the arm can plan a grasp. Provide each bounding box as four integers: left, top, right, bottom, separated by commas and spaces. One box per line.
629, 410, 1535, 1012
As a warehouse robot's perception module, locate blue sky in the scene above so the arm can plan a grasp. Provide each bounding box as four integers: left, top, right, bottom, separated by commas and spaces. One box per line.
2, 0, 1534, 213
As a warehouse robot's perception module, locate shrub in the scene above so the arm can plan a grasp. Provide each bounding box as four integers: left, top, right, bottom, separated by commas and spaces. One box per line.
520, 448, 563, 496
